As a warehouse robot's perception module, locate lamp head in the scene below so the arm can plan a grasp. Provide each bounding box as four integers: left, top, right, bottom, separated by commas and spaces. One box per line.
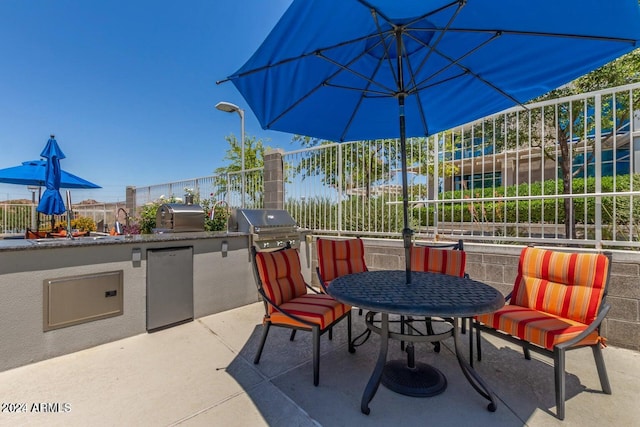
215, 101, 241, 113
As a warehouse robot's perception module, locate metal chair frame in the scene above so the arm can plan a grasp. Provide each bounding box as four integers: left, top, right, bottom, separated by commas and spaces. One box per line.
251, 245, 354, 386
472, 249, 612, 420
408, 239, 467, 353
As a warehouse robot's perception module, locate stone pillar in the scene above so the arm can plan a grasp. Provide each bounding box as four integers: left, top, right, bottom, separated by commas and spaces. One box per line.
126, 186, 136, 216
263, 149, 284, 210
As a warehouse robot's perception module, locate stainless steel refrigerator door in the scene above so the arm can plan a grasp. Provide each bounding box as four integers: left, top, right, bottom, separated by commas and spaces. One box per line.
146, 247, 194, 331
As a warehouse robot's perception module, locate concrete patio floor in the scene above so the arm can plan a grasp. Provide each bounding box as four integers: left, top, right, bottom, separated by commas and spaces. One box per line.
1, 302, 638, 427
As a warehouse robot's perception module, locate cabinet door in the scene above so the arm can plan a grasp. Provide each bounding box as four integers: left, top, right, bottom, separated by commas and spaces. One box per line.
146, 247, 194, 331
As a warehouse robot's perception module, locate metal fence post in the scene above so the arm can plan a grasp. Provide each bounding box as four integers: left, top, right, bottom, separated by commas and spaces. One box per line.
594, 94, 603, 248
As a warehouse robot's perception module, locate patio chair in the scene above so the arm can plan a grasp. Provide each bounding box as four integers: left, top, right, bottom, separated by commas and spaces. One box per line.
25, 228, 48, 239
410, 240, 467, 353
473, 246, 612, 420
316, 237, 368, 314
251, 245, 354, 386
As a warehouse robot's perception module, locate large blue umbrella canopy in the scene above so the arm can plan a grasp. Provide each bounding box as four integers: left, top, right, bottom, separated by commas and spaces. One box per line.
221, 0, 640, 281
37, 136, 67, 215
0, 160, 101, 189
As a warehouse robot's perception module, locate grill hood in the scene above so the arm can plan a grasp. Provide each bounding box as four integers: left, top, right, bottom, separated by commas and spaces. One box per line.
229, 209, 297, 233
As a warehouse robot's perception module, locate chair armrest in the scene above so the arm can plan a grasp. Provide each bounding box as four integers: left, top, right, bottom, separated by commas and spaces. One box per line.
316, 267, 330, 293
306, 283, 320, 294
256, 287, 317, 328
555, 303, 611, 350
504, 291, 512, 302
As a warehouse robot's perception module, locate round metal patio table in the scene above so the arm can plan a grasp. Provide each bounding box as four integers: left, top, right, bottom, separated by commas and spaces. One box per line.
327, 270, 504, 415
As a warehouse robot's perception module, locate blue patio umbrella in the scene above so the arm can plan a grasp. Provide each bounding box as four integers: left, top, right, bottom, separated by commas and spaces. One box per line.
220, 0, 640, 282
37, 136, 67, 215
0, 160, 101, 189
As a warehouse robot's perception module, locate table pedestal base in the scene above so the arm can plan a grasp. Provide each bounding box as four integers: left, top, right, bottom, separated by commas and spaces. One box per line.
381, 360, 447, 397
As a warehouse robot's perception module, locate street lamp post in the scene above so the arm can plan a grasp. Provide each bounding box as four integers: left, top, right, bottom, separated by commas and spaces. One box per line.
216, 101, 245, 207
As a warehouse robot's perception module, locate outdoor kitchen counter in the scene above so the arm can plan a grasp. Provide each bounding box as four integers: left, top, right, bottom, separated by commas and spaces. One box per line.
0, 231, 247, 252
0, 231, 290, 373
0, 231, 316, 373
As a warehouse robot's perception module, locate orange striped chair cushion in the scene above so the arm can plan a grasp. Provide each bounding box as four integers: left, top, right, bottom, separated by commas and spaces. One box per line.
476, 247, 609, 350
511, 247, 609, 324
255, 248, 309, 313
411, 246, 466, 277
475, 305, 601, 350
269, 293, 351, 329
317, 238, 367, 287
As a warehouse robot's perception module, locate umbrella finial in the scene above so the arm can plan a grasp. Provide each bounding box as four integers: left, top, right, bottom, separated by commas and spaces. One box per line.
50, 134, 55, 139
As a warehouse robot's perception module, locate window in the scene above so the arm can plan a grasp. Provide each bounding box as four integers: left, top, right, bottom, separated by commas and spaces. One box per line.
454, 172, 502, 191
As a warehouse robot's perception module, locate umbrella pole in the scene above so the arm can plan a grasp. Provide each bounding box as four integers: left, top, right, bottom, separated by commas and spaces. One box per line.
399, 96, 413, 284
36, 187, 41, 231
396, 30, 412, 284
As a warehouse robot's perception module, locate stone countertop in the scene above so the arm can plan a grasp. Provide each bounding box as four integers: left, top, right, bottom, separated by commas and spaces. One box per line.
0, 231, 247, 252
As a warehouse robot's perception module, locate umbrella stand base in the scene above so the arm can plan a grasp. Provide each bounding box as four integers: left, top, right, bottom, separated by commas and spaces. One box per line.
381, 359, 447, 397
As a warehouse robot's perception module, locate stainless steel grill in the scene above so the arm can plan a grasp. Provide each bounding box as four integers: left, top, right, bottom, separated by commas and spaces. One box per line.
229, 209, 300, 251
155, 203, 205, 233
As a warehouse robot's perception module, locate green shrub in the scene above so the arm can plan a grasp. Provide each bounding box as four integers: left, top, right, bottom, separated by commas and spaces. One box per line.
412, 173, 640, 228
71, 216, 97, 232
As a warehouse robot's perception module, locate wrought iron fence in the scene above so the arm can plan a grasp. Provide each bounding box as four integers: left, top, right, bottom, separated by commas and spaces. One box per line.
0, 202, 128, 236
129, 83, 640, 249
0, 203, 36, 235
285, 83, 640, 249
72, 202, 128, 233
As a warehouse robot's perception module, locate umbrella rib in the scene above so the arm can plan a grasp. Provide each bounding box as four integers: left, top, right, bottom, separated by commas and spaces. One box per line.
428, 46, 529, 109
322, 82, 390, 98
397, 0, 467, 125
360, 0, 465, 85
339, 59, 386, 142
401, 44, 430, 135
356, 0, 465, 138
411, 0, 466, 78
266, 37, 401, 131
356, 0, 462, 27
316, 50, 397, 96
265, 54, 385, 131
218, 1, 473, 87
415, 70, 472, 92
369, 9, 400, 94
442, 27, 639, 45
409, 31, 501, 92
219, 32, 390, 84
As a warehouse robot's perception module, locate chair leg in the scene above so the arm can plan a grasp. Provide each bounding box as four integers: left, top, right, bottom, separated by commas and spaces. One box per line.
468, 318, 474, 367
476, 323, 482, 361
523, 345, 531, 360
553, 347, 566, 420
254, 322, 271, 364
290, 330, 297, 341
400, 315, 406, 350
426, 318, 440, 353
348, 311, 355, 353
313, 326, 320, 386
461, 317, 467, 334
592, 343, 612, 394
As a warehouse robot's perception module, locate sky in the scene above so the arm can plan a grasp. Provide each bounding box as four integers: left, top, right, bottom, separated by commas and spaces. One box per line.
0, 0, 294, 202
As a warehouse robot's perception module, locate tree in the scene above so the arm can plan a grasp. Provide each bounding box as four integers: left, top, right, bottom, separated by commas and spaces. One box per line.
214, 133, 266, 173
290, 135, 426, 200
214, 134, 269, 206
533, 48, 640, 238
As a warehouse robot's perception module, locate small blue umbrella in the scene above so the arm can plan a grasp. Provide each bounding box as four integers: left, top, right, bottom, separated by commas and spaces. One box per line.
37, 135, 67, 215
0, 160, 101, 189
221, 0, 640, 282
